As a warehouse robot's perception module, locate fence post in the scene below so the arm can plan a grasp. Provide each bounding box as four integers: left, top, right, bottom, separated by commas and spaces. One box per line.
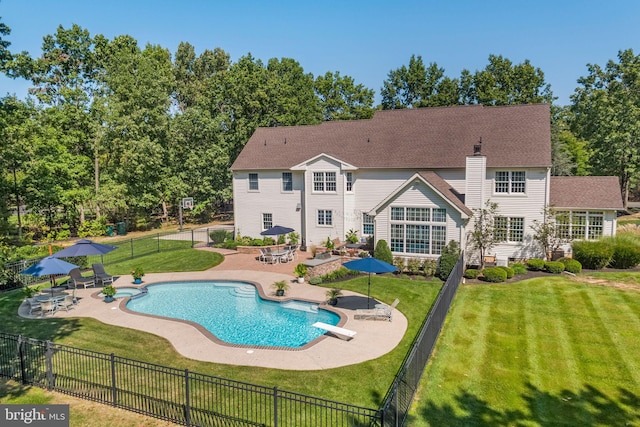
184, 369, 191, 427
206, 228, 210, 247
17, 335, 26, 384
273, 386, 278, 427
191, 230, 194, 248
157, 233, 160, 253
45, 340, 54, 390
130, 238, 134, 260
111, 353, 117, 406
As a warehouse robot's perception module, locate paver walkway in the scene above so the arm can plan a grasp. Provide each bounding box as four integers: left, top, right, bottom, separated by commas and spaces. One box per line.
18, 249, 407, 370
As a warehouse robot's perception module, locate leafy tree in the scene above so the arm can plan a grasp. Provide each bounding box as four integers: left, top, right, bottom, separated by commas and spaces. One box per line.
466, 201, 504, 269
471, 54, 554, 105
570, 49, 640, 209
0, 15, 12, 71
314, 71, 374, 120
530, 206, 570, 260
436, 240, 461, 280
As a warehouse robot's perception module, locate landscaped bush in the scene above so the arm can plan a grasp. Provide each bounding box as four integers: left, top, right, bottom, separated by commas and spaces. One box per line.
526, 258, 545, 271
572, 240, 614, 270
374, 239, 393, 264
308, 276, 322, 285
407, 258, 422, 275
464, 268, 480, 279
320, 267, 358, 282
436, 241, 460, 280
78, 218, 107, 237
558, 257, 582, 274
498, 266, 515, 279
482, 267, 507, 283
544, 261, 565, 274
510, 263, 527, 275
608, 237, 640, 269
422, 259, 437, 276
209, 230, 232, 245
393, 257, 406, 273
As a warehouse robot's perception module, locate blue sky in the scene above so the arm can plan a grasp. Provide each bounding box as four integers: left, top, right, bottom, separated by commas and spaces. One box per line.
1, 0, 638, 106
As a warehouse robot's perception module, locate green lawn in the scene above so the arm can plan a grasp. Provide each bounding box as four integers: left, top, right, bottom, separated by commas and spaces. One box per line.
408, 276, 640, 426
1, 248, 443, 409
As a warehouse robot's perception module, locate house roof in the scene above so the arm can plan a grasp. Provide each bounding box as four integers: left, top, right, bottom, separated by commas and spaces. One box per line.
370, 172, 473, 218
550, 176, 623, 210
231, 104, 552, 170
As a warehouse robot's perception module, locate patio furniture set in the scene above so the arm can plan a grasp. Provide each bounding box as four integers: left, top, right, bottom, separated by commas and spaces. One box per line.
258, 245, 299, 264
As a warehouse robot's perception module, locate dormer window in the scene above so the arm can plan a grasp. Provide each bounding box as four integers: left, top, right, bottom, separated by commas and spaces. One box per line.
495, 171, 525, 194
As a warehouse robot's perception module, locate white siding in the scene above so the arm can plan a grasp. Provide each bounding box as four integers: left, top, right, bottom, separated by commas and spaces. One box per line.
304, 158, 344, 246
465, 156, 486, 210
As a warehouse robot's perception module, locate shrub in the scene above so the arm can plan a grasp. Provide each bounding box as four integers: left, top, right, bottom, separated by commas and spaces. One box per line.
422, 259, 437, 276
308, 276, 322, 285
526, 258, 545, 271
393, 257, 406, 273
374, 240, 393, 264
544, 261, 565, 274
78, 218, 107, 237
563, 258, 582, 274
572, 240, 614, 270
510, 263, 527, 275
498, 266, 515, 279
436, 240, 461, 280
464, 268, 480, 279
209, 230, 231, 245
609, 237, 640, 269
407, 258, 422, 274
482, 267, 507, 283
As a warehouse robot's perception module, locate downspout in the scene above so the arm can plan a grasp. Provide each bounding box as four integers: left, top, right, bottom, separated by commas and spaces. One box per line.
301, 170, 307, 250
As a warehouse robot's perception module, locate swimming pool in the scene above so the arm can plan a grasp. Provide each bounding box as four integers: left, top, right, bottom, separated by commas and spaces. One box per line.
125, 281, 340, 348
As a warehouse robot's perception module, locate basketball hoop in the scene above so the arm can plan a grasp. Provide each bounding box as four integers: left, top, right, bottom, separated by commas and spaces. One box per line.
182, 197, 194, 210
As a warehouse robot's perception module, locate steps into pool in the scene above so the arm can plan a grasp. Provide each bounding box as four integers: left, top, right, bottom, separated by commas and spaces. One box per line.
281, 301, 319, 313
230, 285, 256, 298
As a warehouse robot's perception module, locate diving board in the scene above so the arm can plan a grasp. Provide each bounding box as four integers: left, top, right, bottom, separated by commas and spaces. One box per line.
312, 322, 356, 341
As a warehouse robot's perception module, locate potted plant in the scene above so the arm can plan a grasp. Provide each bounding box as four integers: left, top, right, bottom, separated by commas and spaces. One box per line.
326, 288, 343, 306
294, 263, 308, 283
102, 285, 117, 303
131, 266, 144, 284
272, 280, 290, 296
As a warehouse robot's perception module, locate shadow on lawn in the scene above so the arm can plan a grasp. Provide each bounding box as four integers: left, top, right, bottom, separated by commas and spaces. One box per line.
410, 382, 640, 426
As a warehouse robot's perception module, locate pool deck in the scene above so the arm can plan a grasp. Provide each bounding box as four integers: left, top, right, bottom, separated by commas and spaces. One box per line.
18, 249, 408, 371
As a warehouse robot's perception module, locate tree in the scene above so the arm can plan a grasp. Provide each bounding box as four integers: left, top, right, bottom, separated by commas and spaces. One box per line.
436, 240, 461, 280
314, 71, 374, 121
530, 206, 570, 260
466, 201, 504, 269
570, 49, 640, 209
0, 15, 12, 71
374, 239, 393, 264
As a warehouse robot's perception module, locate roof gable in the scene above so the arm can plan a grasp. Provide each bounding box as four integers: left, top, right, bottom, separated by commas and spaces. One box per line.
290, 153, 357, 171
231, 104, 552, 170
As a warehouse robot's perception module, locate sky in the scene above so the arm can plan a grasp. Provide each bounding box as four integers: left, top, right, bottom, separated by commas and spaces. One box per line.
1, 0, 639, 106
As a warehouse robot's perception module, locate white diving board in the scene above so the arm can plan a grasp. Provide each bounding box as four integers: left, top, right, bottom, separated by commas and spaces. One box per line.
312, 322, 356, 341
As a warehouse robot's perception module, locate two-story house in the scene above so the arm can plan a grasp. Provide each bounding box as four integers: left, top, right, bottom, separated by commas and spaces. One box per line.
231, 104, 623, 263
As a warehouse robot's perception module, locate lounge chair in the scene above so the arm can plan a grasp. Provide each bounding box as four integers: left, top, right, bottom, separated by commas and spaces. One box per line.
69, 268, 95, 289
92, 264, 114, 285
355, 298, 400, 321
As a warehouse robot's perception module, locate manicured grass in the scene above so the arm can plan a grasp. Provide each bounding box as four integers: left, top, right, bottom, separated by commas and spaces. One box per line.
408, 275, 640, 426
1, 263, 442, 409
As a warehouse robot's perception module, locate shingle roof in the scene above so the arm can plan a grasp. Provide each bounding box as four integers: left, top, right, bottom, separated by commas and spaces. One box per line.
550, 176, 623, 210
231, 104, 552, 170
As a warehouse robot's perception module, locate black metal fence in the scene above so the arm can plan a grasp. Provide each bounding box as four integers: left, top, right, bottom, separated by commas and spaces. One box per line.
0, 333, 381, 427
379, 254, 464, 427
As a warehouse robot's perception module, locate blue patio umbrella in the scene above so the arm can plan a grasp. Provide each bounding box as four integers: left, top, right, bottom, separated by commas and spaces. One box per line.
52, 239, 118, 263
260, 225, 295, 251
21, 256, 79, 295
343, 257, 398, 308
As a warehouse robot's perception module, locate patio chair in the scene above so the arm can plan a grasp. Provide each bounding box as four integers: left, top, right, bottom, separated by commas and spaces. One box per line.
40, 299, 58, 317
26, 298, 42, 315
69, 268, 96, 289
259, 248, 276, 264
92, 263, 114, 285
354, 298, 400, 321
58, 294, 75, 312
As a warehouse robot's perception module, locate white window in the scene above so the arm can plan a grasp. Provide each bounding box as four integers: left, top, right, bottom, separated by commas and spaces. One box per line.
317, 209, 333, 226
389, 206, 447, 255
495, 171, 526, 194
262, 213, 272, 230
346, 172, 353, 192
282, 172, 293, 192
362, 213, 374, 235
248, 173, 259, 191
313, 172, 336, 192
556, 211, 603, 240
495, 216, 524, 242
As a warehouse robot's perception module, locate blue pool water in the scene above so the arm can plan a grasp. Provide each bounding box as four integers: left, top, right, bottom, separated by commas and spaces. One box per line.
125, 281, 340, 348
